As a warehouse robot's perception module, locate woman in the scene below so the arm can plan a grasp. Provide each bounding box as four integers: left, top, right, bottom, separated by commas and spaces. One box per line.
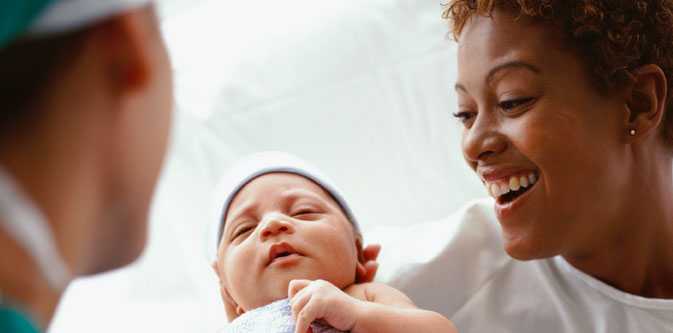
383, 1, 673, 332
0, 0, 172, 331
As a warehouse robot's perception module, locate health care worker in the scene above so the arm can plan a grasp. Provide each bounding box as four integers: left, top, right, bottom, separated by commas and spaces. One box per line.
0, 0, 173, 331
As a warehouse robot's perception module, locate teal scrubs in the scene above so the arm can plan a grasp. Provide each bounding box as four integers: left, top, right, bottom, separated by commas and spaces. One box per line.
0, 0, 55, 48
0, 306, 40, 333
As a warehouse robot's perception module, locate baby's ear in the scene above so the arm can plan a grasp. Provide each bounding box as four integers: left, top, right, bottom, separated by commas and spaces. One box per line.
354, 236, 367, 283
355, 236, 365, 264
212, 260, 244, 321
220, 284, 244, 321
355, 238, 381, 283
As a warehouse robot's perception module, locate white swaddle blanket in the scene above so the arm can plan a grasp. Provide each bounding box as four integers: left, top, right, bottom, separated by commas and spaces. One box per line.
222, 299, 346, 333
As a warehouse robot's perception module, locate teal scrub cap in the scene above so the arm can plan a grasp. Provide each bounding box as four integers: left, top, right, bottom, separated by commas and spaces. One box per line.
0, 0, 54, 48
0, 0, 153, 49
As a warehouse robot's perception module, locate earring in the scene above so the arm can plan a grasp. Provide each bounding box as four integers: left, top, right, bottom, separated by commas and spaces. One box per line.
629, 129, 637, 136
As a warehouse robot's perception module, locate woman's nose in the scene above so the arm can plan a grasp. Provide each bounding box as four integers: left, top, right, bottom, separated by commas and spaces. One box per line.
259, 214, 295, 241
462, 116, 508, 163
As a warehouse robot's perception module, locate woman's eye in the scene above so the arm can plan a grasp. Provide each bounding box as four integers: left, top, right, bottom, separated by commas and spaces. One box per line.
498, 97, 535, 111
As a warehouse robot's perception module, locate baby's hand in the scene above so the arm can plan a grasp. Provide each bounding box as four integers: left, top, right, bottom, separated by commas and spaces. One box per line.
288, 279, 365, 333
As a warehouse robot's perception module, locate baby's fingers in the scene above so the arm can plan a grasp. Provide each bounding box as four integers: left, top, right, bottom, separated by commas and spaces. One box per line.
289, 288, 311, 321
288, 279, 311, 298
294, 298, 325, 333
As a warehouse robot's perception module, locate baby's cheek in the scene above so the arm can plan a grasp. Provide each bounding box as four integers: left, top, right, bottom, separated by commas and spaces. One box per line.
323, 233, 359, 287
225, 248, 257, 305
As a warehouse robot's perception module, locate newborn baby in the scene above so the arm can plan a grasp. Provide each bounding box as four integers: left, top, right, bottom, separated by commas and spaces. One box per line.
211, 152, 455, 333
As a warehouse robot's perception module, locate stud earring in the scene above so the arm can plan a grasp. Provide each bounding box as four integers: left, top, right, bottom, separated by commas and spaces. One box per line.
629, 129, 637, 136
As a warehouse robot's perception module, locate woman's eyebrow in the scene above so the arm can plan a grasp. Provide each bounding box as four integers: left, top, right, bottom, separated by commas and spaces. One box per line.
454, 61, 540, 94
486, 61, 541, 85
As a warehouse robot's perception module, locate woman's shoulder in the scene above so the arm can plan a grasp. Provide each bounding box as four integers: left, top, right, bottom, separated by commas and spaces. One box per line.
367, 198, 512, 316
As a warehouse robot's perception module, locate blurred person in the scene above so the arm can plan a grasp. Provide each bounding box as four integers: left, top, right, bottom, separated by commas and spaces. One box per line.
0, 0, 173, 332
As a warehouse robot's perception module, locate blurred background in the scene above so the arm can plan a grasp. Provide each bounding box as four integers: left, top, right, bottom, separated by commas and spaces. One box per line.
47, 0, 484, 331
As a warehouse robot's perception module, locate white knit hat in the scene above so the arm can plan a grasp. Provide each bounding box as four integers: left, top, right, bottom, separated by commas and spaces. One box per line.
209, 151, 361, 259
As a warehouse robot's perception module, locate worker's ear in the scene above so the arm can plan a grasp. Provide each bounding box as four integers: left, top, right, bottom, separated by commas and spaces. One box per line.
87, 9, 156, 95
211, 261, 244, 321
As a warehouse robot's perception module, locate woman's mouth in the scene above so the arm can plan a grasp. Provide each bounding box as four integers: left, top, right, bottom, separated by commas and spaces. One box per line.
485, 171, 539, 205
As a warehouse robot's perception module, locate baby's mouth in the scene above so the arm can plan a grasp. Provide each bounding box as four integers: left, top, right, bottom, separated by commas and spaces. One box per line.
267, 242, 303, 266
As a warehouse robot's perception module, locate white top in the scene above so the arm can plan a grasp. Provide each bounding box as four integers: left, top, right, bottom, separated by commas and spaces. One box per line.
371, 198, 673, 333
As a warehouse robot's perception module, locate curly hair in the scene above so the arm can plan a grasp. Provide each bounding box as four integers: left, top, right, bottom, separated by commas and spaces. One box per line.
443, 0, 673, 146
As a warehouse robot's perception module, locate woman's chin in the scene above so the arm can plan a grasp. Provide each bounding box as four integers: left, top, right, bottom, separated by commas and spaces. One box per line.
503, 232, 553, 261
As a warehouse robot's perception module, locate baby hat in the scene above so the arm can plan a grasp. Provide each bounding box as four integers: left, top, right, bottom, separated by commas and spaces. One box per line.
1, 0, 153, 48
210, 151, 361, 258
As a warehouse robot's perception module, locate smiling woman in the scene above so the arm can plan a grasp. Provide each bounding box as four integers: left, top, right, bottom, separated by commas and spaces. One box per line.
384, 1, 673, 332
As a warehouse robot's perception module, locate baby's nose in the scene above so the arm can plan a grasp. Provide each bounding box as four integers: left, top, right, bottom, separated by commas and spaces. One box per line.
259, 216, 294, 240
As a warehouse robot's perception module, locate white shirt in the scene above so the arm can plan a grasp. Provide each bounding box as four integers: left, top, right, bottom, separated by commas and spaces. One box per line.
370, 198, 673, 333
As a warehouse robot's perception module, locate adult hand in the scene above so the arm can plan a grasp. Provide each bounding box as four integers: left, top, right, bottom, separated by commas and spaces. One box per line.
356, 243, 381, 283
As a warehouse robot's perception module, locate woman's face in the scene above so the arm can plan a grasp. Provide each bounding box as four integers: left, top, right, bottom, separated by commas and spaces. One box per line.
455, 12, 631, 260
215, 173, 360, 312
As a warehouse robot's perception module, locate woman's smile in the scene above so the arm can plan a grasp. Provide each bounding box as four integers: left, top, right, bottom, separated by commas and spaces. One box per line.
479, 167, 540, 220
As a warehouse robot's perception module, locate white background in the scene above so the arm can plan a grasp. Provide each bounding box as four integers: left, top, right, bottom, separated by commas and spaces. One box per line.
48, 1, 485, 331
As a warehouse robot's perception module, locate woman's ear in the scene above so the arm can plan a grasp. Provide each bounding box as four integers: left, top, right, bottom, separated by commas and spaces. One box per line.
623, 64, 668, 141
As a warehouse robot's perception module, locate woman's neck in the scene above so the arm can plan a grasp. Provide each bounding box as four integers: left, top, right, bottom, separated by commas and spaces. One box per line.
564, 156, 673, 298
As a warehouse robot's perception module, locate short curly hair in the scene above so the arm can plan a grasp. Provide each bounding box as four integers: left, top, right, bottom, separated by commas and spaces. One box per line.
443, 0, 673, 146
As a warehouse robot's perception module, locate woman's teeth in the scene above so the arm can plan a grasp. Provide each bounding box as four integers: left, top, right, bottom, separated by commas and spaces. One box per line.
487, 173, 538, 199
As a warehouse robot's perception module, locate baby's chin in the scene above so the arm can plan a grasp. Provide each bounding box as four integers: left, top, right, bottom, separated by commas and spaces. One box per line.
261, 270, 354, 303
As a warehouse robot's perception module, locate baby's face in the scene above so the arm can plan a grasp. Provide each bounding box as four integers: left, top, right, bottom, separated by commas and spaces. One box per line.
215, 173, 360, 312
